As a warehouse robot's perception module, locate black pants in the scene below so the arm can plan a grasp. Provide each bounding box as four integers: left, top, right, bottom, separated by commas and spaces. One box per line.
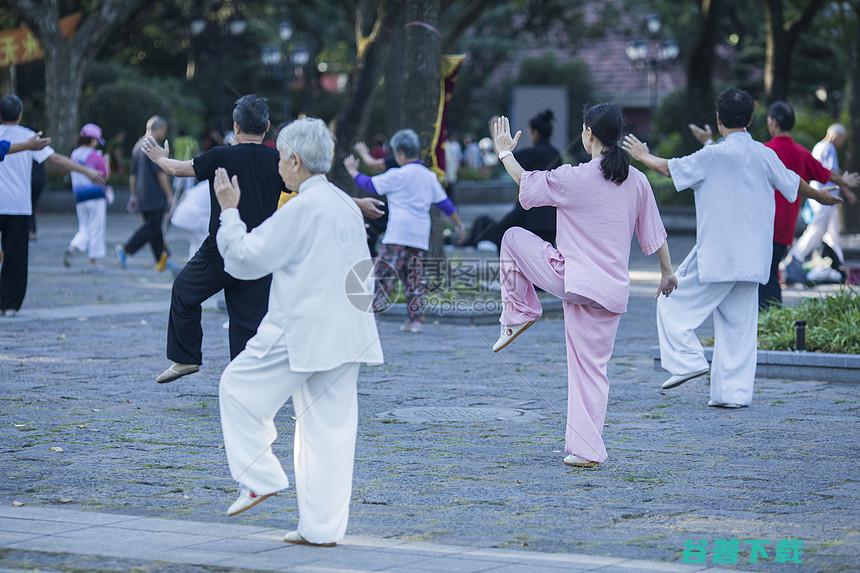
759, 242, 787, 310
29, 161, 46, 235
167, 237, 272, 364
0, 215, 30, 311
125, 209, 166, 261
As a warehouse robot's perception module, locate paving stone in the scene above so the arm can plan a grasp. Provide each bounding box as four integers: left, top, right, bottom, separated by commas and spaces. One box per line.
0, 516, 93, 535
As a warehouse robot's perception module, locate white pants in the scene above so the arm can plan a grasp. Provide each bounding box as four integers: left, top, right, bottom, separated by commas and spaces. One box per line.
69, 198, 107, 259
656, 247, 759, 405
789, 201, 843, 264
219, 336, 360, 544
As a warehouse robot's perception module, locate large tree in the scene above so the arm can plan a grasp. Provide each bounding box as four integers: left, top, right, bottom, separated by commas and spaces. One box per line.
9, 0, 144, 153
683, 0, 723, 152
762, 0, 827, 102
330, 0, 402, 190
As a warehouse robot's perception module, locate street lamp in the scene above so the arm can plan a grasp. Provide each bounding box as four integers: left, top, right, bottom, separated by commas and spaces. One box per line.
279, 21, 294, 42
291, 45, 311, 67
626, 14, 679, 111
228, 17, 247, 37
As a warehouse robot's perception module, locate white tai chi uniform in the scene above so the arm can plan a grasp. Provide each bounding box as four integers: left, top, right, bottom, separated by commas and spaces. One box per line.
170, 179, 210, 259
216, 174, 383, 544
789, 140, 844, 264
657, 131, 799, 405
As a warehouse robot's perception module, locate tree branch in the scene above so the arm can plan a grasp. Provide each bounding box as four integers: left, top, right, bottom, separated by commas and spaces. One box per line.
785, 0, 827, 44
441, 0, 494, 51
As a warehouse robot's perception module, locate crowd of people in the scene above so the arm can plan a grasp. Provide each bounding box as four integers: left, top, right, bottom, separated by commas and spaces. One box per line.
0, 85, 857, 546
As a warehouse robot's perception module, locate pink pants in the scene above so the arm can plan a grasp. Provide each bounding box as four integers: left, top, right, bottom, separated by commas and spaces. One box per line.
499, 227, 621, 463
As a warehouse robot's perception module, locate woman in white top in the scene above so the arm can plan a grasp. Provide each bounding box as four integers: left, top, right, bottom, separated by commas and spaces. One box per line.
213, 117, 383, 547
344, 129, 465, 332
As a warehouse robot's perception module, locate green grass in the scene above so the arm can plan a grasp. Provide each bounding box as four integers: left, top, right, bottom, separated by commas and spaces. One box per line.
758, 289, 860, 354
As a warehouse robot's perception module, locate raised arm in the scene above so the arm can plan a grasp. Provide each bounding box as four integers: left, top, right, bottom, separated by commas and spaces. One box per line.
46, 153, 105, 185
353, 142, 386, 172
622, 134, 670, 177
9, 132, 51, 154
490, 115, 524, 184
141, 136, 195, 177
799, 178, 843, 206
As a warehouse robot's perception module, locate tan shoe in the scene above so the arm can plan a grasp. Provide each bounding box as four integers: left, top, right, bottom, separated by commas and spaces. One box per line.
155, 251, 168, 272
563, 454, 599, 468
283, 530, 336, 547
156, 362, 200, 384
492, 321, 536, 352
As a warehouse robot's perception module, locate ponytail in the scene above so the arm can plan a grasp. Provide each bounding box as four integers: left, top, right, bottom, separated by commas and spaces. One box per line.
583, 103, 629, 185
600, 142, 629, 185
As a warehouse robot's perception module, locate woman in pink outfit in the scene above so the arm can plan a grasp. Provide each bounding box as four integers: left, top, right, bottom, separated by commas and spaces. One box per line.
489, 104, 677, 468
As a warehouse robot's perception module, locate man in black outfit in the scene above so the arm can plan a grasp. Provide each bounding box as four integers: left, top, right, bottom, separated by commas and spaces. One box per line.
142, 95, 285, 383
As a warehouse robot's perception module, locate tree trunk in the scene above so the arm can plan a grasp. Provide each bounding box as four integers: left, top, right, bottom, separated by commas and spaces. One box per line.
763, 0, 788, 102
844, 3, 860, 233
402, 0, 443, 261
683, 0, 722, 153
764, 0, 826, 103
42, 42, 86, 153
384, 7, 406, 135
331, 0, 401, 191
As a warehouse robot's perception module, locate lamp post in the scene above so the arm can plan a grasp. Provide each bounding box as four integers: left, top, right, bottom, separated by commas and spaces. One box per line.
625, 14, 679, 111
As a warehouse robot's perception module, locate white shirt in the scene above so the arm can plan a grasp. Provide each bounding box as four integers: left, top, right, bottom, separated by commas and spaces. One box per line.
371, 161, 447, 251
217, 175, 384, 372
0, 124, 55, 215
171, 180, 211, 234
668, 131, 799, 284
444, 140, 462, 183
811, 140, 839, 193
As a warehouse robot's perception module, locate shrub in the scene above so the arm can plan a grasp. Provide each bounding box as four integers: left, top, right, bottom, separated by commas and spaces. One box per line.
83, 82, 171, 153
758, 289, 860, 354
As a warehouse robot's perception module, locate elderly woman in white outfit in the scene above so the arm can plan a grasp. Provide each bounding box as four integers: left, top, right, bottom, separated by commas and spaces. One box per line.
213, 118, 383, 546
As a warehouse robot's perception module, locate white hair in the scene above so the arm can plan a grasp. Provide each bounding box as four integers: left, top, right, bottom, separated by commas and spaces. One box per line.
276, 117, 335, 174
826, 123, 846, 137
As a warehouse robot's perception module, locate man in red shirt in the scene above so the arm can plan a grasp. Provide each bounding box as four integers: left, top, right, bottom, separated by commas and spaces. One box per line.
760, 101, 858, 308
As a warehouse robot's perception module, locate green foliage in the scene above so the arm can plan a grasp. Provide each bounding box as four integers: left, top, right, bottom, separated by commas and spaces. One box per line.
83, 82, 171, 152
644, 169, 692, 206
758, 289, 860, 354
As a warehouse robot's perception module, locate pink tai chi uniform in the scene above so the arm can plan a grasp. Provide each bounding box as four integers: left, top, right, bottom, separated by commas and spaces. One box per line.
499, 158, 667, 463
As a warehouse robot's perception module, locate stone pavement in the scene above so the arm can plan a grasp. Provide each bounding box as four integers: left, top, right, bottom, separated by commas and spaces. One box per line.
0, 505, 750, 572
0, 213, 858, 572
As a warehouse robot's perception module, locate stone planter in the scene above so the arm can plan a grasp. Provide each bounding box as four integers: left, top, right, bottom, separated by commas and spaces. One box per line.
651, 346, 860, 383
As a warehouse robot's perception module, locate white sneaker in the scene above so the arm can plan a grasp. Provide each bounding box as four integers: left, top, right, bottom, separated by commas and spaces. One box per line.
226, 486, 275, 517
563, 454, 598, 468
492, 321, 536, 352
707, 400, 747, 409
283, 530, 336, 547
661, 368, 709, 390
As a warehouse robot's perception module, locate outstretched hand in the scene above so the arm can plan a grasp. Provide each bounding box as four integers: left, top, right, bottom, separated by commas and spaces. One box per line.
343, 154, 360, 177
842, 171, 860, 188
24, 131, 52, 151
354, 197, 385, 219
141, 136, 169, 163
490, 116, 521, 154
214, 167, 241, 210
622, 134, 650, 161
688, 123, 713, 145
